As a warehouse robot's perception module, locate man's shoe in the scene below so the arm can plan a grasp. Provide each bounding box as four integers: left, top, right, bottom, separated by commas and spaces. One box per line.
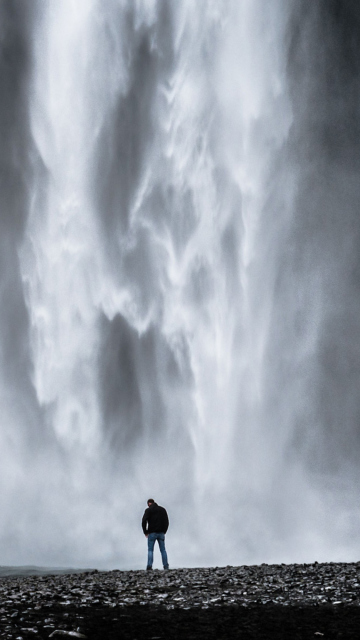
163, 565, 169, 570
146, 566, 152, 571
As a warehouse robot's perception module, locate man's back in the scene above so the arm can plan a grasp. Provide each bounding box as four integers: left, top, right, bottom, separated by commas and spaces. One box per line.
142, 502, 169, 535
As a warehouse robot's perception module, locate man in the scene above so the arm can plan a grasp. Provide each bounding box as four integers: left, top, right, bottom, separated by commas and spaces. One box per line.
142, 498, 169, 570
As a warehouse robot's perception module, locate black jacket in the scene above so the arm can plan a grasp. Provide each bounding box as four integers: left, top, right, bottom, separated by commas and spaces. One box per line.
142, 503, 169, 535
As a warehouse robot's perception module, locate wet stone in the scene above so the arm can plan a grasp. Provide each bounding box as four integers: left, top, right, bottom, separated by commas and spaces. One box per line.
1, 563, 360, 637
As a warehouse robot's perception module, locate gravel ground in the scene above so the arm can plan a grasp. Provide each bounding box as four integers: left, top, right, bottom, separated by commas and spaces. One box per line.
1, 562, 360, 638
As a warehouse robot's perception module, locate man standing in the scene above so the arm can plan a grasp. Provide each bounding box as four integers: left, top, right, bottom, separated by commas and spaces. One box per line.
142, 498, 169, 570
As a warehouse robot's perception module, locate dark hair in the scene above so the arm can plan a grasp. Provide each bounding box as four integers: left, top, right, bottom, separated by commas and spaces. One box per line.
147, 498, 155, 505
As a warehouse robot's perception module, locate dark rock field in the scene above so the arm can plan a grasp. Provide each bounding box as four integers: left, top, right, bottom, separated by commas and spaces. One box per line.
1, 562, 360, 638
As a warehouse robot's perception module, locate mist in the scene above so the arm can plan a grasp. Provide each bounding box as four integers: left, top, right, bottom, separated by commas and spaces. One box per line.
0, 0, 360, 569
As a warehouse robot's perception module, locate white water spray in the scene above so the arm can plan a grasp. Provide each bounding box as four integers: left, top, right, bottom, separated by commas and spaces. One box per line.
0, 0, 358, 568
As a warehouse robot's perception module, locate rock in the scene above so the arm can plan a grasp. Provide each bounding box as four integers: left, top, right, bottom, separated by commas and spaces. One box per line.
49, 632, 87, 638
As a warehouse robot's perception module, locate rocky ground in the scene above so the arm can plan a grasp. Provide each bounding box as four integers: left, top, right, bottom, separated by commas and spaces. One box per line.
1, 562, 360, 638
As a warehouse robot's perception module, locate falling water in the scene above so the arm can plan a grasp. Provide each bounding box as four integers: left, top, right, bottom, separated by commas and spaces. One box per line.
1, 0, 360, 568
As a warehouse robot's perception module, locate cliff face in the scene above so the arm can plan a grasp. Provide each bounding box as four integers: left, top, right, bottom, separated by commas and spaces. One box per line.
1, 562, 360, 638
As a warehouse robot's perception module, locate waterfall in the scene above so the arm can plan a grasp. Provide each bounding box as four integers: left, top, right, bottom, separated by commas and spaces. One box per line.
1, 0, 360, 568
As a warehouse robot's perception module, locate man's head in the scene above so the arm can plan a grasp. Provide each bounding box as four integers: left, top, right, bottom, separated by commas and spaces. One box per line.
147, 499, 155, 506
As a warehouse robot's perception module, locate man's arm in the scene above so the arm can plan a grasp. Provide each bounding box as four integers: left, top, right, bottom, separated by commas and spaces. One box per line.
142, 510, 148, 535
163, 508, 169, 534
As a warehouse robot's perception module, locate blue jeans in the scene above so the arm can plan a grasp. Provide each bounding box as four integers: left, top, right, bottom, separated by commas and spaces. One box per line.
147, 532, 169, 569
